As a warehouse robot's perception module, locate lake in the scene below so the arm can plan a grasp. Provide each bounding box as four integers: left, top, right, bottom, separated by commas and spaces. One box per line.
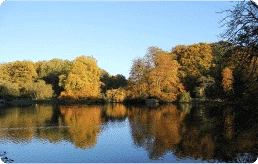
0, 104, 257, 163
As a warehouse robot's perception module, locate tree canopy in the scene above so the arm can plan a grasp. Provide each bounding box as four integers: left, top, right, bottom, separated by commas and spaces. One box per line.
60, 56, 102, 99
128, 47, 184, 102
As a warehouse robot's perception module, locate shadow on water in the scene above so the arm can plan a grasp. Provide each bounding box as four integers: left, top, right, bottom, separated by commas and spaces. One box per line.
0, 103, 257, 162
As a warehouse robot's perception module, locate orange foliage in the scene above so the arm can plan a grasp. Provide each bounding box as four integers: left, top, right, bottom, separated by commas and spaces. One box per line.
60, 105, 102, 149
60, 56, 102, 99
222, 67, 234, 92
128, 47, 184, 102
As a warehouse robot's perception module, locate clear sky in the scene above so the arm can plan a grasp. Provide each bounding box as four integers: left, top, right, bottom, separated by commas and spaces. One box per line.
0, 1, 234, 78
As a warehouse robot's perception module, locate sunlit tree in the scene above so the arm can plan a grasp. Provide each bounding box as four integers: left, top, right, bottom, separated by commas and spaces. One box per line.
128, 47, 184, 102
222, 67, 234, 93
8, 61, 37, 85
60, 56, 101, 99
172, 43, 213, 92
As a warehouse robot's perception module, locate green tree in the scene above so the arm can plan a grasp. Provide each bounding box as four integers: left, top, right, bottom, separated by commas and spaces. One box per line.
100, 70, 128, 93
193, 76, 215, 99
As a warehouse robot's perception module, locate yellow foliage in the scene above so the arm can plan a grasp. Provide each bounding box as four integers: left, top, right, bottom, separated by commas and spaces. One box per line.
9, 61, 37, 85
106, 88, 126, 102
127, 105, 187, 158
61, 56, 102, 99
105, 104, 127, 118
60, 105, 102, 149
128, 47, 184, 102
222, 67, 234, 92
173, 43, 213, 78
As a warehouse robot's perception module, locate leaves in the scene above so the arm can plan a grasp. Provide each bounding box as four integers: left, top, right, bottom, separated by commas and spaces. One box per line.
61, 56, 102, 99
128, 47, 184, 102
222, 67, 234, 92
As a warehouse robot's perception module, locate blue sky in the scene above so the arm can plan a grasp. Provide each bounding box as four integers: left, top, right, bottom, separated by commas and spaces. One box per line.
0, 1, 233, 78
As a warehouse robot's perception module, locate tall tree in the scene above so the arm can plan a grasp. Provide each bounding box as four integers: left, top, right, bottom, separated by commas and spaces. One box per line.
60, 56, 101, 99
128, 47, 184, 102
172, 43, 213, 93
220, 1, 258, 101
220, 0, 258, 76
220, 1, 258, 49
149, 49, 184, 102
127, 57, 150, 100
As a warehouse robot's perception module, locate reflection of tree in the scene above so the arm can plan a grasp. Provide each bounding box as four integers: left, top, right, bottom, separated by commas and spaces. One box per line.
0, 105, 103, 150
102, 104, 127, 122
128, 104, 258, 162
0, 105, 54, 142
60, 105, 101, 149
128, 105, 186, 159
0, 104, 257, 162
176, 105, 258, 162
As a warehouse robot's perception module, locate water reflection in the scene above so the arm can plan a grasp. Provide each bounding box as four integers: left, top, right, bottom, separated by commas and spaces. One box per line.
128, 105, 186, 159
0, 104, 257, 162
102, 104, 127, 122
59, 105, 102, 149
128, 104, 258, 162
0, 105, 55, 143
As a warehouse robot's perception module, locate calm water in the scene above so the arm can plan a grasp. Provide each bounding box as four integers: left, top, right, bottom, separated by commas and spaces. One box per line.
0, 104, 257, 163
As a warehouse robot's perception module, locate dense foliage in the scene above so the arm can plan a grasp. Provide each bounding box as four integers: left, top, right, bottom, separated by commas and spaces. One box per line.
0, 39, 257, 104
0, 1, 257, 104
127, 47, 184, 102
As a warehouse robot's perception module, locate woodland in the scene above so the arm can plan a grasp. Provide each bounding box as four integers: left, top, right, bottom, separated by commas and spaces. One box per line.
0, 1, 257, 105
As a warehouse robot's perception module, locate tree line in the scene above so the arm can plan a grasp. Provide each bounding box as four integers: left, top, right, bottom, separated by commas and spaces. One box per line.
0, 56, 127, 103
127, 41, 257, 104
0, 1, 257, 104
0, 40, 256, 104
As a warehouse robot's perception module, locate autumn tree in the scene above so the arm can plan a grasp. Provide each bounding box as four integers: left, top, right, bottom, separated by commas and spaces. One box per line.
0, 63, 11, 82
0, 81, 20, 99
0, 61, 38, 98
106, 88, 126, 103
35, 59, 72, 96
148, 48, 184, 102
25, 80, 54, 100
219, 1, 258, 102
60, 56, 102, 99
8, 61, 37, 86
222, 67, 234, 93
127, 57, 150, 101
172, 43, 213, 93
128, 47, 184, 102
